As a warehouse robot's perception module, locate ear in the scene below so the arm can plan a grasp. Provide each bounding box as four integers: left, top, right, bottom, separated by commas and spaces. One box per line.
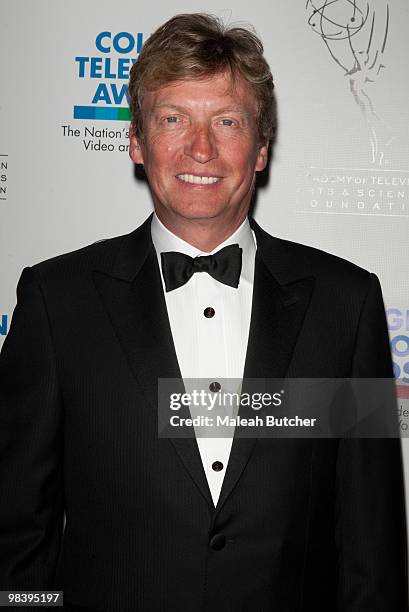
255, 141, 269, 172
129, 123, 144, 165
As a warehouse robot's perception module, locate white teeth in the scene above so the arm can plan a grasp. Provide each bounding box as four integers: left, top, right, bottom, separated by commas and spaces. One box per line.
177, 174, 220, 185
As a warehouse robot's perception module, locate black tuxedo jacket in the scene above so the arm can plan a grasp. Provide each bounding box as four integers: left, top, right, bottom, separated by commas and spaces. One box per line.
0, 214, 407, 611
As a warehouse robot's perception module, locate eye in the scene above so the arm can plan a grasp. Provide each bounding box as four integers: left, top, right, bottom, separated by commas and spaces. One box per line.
163, 116, 179, 124
219, 118, 235, 126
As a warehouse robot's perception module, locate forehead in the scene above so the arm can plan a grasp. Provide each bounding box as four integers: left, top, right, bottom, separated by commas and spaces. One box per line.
144, 71, 258, 113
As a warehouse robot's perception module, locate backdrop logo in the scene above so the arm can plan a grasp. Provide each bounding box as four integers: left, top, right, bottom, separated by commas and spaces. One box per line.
0, 155, 8, 201
297, 2, 409, 217
306, 1, 390, 166
0, 315, 8, 336
298, 169, 408, 216
387, 308, 409, 382
73, 31, 144, 121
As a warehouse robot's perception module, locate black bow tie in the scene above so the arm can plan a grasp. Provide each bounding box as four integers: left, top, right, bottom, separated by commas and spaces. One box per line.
160, 244, 243, 292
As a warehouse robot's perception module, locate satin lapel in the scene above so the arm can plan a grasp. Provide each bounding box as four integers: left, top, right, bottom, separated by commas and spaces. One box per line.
215, 223, 315, 513
92, 216, 214, 510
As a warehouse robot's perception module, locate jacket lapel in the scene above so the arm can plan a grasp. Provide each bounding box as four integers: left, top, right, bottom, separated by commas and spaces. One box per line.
215, 218, 315, 512
92, 214, 214, 510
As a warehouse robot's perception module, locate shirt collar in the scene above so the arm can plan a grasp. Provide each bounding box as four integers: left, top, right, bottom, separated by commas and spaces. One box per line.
151, 211, 257, 284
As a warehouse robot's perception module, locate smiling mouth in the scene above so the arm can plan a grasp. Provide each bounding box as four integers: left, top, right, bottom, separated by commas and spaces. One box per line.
176, 174, 221, 185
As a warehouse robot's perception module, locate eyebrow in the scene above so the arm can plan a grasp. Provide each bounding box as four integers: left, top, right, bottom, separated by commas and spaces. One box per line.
151, 103, 252, 117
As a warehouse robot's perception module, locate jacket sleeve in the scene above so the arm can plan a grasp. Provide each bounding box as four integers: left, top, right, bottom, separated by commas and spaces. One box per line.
335, 272, 408, 610
0, 266, 64, 591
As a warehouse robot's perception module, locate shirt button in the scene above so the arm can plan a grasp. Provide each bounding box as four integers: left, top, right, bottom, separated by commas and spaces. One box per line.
209, 381, 221, 392
204, 307, 215, 318
212, 461, 224, 472
209, 533, 226, 551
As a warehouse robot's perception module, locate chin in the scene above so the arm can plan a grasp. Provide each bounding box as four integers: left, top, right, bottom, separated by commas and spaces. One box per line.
169, 202, 226, 221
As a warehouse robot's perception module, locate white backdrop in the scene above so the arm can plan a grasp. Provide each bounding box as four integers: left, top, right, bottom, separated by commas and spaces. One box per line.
1, 0, 409, 552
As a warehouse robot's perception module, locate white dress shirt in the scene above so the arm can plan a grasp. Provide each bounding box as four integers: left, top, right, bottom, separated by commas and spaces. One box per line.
151, 212, 257, 506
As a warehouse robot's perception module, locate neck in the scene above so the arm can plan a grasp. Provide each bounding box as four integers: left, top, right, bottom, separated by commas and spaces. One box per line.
154, 209, 249, 252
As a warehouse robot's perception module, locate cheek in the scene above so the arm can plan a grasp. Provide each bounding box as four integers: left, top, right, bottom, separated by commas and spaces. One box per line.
231, 153, 259, 179
149, 142, 183, 171
220, 138, 257, 166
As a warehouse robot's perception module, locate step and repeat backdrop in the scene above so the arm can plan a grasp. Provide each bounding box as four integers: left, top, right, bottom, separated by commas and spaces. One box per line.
1, 0, 409, 539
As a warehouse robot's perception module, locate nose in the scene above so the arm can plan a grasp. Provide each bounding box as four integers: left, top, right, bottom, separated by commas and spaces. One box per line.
184, 124, 217, 164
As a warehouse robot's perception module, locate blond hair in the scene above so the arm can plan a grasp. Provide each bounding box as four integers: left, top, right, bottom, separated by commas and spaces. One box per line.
128, 13, 275, 143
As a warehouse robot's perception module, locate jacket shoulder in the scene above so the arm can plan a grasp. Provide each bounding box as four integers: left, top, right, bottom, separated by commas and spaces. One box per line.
29, 232, 128, 284
254, 220, 373, 294
278, 235, 369, 276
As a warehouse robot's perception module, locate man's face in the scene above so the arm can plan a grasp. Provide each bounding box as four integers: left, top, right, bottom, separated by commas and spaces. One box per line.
129, 71, 268, 227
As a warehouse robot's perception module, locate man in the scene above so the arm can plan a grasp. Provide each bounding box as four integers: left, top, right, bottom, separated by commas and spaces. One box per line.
0, 12, 407, 612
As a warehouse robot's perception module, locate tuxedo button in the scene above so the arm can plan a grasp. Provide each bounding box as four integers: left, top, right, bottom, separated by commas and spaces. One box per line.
212, 461, 224, 472
209, 381, 221, 392
204, 307, 215, 318
209, 533, 226, 551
